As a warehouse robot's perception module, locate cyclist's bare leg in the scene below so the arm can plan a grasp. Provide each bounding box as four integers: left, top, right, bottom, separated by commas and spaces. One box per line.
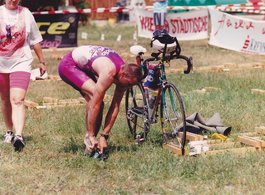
82, 80, 99, 149
96, 102, 104, 134
83, 101, 103, 152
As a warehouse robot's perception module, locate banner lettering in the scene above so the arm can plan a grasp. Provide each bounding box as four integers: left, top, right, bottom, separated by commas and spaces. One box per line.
34, 13, 79, 48
209, 7, 265, 55
136, 8, 208, 40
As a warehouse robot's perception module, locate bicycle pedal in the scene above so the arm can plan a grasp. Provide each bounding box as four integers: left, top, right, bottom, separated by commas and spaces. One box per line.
151, 118, 157, 123
135, 134, 145, 144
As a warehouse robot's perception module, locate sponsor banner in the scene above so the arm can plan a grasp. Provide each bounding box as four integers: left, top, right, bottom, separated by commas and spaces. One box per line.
209, 8, 265, 55
34, 13, 79, 48
135, 8, 209, 40
168, 0, 256, 6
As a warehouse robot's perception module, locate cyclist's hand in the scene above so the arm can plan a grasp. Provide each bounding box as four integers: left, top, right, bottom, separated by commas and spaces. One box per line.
99, 136, 108, 153
88, 136, 98, 150
38, 62, 47, 76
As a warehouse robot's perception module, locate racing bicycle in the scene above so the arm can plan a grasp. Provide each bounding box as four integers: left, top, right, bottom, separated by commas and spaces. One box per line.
125, 30, 193, 155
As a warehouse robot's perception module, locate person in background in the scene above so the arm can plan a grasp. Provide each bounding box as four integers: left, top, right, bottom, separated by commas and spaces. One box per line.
58, 45, 142, 159
0, 0, 46, 152
115, 0, 129, 22
153, 0, 168, 30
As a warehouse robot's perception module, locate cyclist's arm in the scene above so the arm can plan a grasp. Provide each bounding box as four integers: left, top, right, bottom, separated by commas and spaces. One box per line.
101, 85, 127, 135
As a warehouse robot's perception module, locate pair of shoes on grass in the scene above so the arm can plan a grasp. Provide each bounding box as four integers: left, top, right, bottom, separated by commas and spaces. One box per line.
84, 137, 108, 161
3, 131, 25, 152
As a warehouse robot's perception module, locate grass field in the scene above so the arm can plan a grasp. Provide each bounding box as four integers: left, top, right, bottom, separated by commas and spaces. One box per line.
0, 24, 265, 194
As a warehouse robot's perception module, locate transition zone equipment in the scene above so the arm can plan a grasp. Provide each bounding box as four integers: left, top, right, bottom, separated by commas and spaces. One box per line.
164, 127, 265, 156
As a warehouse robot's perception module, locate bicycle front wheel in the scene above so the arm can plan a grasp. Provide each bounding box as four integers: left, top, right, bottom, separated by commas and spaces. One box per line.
125, 83, 149, 140
160, 83, 186, 155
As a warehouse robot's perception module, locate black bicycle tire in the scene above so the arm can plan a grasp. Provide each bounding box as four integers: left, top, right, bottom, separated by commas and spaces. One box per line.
125, 83, 148, 139
160, 83, 186, 155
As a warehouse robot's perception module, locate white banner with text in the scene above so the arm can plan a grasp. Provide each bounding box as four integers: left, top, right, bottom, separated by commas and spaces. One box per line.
135, 8, 209, 40
209, 8, 265, 55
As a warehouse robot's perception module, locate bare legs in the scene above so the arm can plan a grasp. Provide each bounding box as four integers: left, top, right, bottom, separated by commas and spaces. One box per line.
10, 88, 27, 136
86, 101, 104, 136
96, 103, 104, 134
0, 92, 13, 131
0, 88, 27, 136
81, 79, 104, 149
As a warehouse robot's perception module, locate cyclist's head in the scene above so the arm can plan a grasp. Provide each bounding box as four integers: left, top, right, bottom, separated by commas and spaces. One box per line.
117, 63, 142, 87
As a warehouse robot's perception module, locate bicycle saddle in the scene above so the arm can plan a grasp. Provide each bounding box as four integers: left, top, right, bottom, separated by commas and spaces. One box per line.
130, 45, 147, 56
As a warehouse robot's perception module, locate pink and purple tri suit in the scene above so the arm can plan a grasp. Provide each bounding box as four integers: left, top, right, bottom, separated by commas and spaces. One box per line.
58, 45, 125, 92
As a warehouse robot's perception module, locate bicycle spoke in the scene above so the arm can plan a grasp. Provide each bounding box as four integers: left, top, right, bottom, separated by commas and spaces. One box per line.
125, 84, 149, 139
161, 83, 186, 154
129, 116, 136, 134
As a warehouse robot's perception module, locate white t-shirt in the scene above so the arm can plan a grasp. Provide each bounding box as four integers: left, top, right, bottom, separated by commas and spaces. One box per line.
0, 5, 43, 73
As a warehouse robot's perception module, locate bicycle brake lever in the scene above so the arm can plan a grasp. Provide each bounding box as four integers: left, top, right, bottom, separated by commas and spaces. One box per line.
184, 56, 193, 74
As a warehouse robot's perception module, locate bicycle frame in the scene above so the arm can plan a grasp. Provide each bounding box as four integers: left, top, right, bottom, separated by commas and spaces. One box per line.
126, 32, 192, 154
143, 61, 167, 124
144, 58, 183, 113
137, 49, 192, 128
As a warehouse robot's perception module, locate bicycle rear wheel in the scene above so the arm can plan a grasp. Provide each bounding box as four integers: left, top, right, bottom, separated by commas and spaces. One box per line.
125, 83, 149, 141
160, 83, 186, 155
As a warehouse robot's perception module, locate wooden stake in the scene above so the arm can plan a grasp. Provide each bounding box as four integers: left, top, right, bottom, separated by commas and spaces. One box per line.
237, 135, 265, 149
163, 142, 185, 156
178, 132, 204, 141
25, 100, 39, 109
256, 126, 265, 135
205, 147, 257, 155
251, 89, 265, 95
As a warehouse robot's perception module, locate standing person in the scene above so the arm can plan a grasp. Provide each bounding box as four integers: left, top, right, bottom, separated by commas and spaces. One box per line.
0, 0, 46, 151
115, 0, 128, 22
153, 0, 168, 30
58, 45, 142, 158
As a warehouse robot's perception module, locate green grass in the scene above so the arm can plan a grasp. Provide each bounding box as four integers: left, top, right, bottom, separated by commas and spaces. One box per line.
0, 24, 265, 194
174, 69, 265, 132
